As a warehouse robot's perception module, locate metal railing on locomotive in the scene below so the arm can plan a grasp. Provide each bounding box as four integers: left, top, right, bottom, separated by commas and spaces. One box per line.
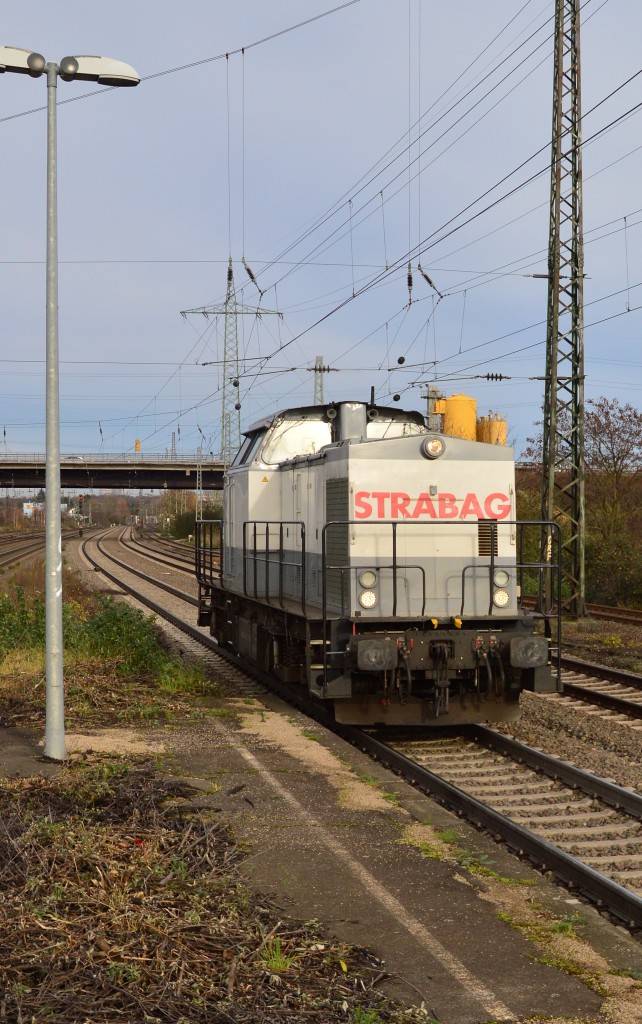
241, 521, 307, 615
195, 520, 223, 592
196, 516, 561, 691
316, 517, 562, 695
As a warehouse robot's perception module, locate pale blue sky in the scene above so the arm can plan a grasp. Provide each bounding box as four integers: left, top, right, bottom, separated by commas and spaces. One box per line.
1, 0, 641, 458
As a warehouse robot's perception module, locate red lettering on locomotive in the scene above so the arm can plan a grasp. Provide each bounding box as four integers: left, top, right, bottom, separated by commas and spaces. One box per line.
353, 490, 511, 520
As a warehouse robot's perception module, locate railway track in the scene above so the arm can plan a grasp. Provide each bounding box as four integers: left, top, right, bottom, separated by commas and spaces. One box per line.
136, 529, 194, 561
559, 656, 642, 721
89, 529, 198, 608
120, 529, 195, 575
0, 529, 94, 571
81, 528, 263, 700
80, 528, 642, 930
522, 595, 642, 627
585, 602, 642, 627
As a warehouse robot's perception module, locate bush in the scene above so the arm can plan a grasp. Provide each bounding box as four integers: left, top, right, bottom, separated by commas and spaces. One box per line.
74, 598, 168, 675
172, 511, 196, 538
0, 591, 170, 676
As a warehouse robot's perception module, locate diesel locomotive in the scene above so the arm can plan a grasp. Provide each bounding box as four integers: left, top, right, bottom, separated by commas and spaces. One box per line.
196, 398, 561, 725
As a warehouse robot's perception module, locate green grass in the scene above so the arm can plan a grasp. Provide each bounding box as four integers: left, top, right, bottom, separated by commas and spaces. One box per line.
357, 773, 399, 805
257, 936, 298, 972
0, 588, 220, 727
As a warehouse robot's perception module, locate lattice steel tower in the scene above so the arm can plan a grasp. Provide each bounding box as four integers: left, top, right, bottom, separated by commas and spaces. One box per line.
541, 0, 585, 615
182, 258, 279, 466
313, 356, 325, 405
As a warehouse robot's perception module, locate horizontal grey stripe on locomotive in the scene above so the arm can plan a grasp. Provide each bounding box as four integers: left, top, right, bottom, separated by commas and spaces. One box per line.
226, 547, 518, 619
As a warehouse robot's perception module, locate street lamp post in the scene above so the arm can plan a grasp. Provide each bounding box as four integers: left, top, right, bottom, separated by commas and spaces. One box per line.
0, 47, 139, 760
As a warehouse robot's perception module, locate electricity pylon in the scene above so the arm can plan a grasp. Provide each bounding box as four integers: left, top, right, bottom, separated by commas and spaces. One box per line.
182, 258, 280, 465
309, 355, 337, 404
541, 0, 585, 615
313, 355, 325, 405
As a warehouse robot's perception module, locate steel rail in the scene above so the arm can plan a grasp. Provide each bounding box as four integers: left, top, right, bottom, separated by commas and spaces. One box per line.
471, 725, 642, 819
92, 530, 198, 608
0, 529, 97, 570
560, 655, 642, 718
522, 595, 642, 626
120, 532, 195, 576
561, 655, 642, 689
345, 727, 642, 929
561, 681, 642, 720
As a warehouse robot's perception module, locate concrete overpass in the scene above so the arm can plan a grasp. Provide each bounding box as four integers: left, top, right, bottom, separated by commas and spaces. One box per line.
0, 454, 225, 491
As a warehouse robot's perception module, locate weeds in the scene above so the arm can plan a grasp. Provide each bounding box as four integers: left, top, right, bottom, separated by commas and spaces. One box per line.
551, 914, 585, 936
0, 588, 220, 728
358, 773, 399, 805
352, 1010, 384, 1024
258, 936, 298, 972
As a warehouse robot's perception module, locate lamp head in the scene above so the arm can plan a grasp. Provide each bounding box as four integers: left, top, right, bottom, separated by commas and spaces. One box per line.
0, 46, 45, 76
27, 51, 46, 76
70, 55, 140, 86
58, 56, 79, 81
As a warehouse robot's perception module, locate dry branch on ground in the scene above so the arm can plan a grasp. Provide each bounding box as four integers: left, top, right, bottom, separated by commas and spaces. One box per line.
0, 754, 421, 1024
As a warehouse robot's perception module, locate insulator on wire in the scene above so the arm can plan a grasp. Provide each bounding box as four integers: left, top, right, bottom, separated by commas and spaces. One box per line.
418, 263, 444, 299
485, 373, 508, 381
407, 262, 413, 304
242, 256, 264, 298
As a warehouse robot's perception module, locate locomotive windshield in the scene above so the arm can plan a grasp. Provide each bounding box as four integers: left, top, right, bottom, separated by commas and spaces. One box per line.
366, 418, 426, 439
262, 417, 332, 464
234, 403, 428, 468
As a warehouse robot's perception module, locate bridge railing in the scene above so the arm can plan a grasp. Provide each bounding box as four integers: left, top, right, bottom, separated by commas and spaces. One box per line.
0, 452, 224, 464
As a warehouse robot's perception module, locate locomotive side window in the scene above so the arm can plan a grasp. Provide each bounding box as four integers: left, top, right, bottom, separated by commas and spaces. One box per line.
232, 430, 266, 467
263, 418, 332, 464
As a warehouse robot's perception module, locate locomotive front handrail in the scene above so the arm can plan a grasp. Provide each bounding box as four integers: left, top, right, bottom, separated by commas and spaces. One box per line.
319, 517, 562, 694
459, 520, 562, 621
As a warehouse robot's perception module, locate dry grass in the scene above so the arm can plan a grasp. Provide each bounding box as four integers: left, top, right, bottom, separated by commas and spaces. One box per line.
0, 753, 418, 1024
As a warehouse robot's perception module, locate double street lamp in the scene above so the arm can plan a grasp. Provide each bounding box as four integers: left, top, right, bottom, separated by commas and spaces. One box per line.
0, 47, 140, 760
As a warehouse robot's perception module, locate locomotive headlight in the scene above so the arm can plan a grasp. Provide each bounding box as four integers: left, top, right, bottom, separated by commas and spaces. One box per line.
493, 568, 510, 587
493, 588, 510, 608
358, 569, 378, 587
421, 436, 445, 460
359, 589, 378, 609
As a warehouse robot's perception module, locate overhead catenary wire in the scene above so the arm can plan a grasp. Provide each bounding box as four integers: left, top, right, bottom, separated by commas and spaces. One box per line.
254, 0, 612, 303
253, 0, 560, 286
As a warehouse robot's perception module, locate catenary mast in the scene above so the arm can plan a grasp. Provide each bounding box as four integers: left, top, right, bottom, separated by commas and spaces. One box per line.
541, 0, 586, 615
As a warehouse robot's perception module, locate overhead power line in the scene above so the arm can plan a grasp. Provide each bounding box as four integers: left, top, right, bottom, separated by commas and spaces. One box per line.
0, 1, 362, 126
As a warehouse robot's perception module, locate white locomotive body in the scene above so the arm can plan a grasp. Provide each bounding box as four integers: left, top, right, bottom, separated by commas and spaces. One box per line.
196, 400, 560, 725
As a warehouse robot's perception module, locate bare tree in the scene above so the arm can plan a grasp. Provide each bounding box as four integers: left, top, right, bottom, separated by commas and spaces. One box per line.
521, 398, 642, 604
